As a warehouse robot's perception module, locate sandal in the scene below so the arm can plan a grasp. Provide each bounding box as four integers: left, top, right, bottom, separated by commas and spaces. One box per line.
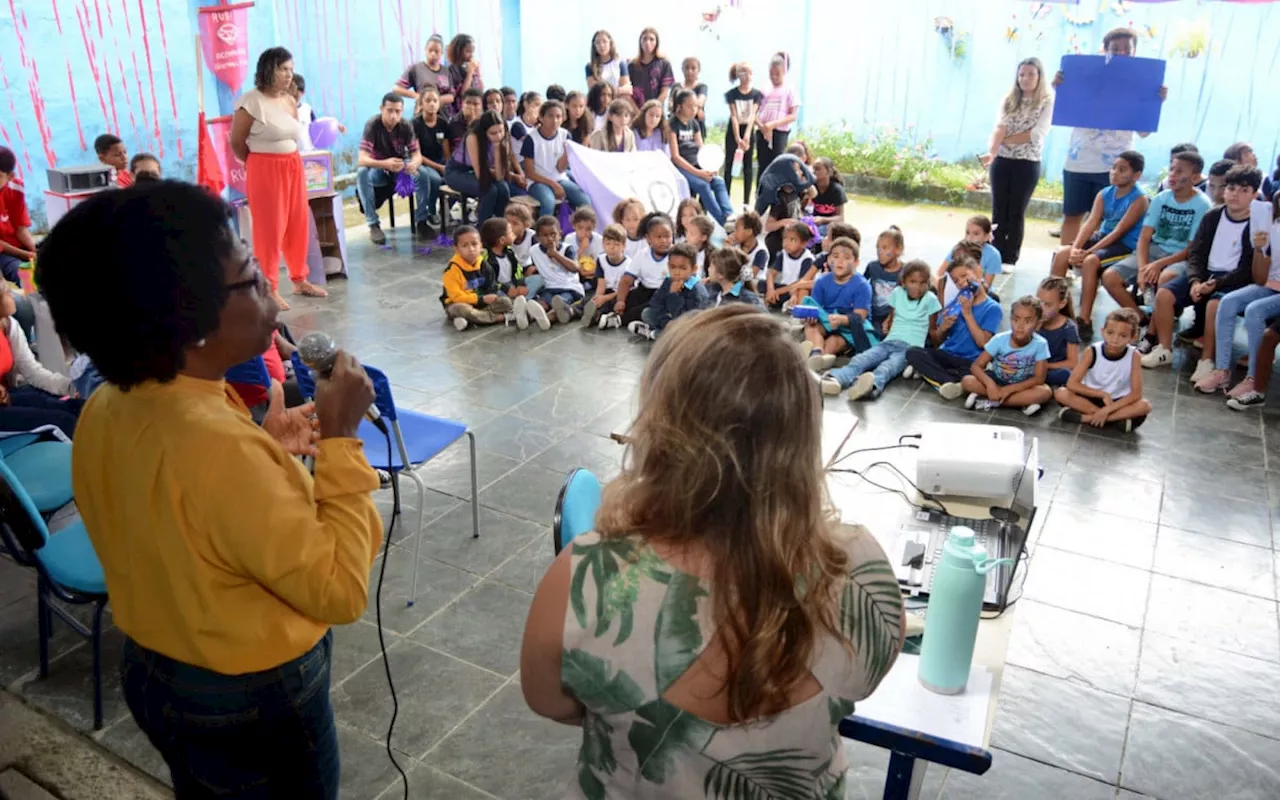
271, 290, 290, 311
292, 280, 328, 298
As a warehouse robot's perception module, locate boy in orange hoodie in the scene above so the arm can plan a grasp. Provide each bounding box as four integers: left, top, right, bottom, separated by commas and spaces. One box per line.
440, 226, 516, 330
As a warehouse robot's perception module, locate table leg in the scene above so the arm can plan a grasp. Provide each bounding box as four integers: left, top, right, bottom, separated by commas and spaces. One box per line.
883, 752, 928, 800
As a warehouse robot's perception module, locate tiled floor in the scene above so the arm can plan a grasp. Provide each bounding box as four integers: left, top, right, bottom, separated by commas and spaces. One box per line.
3, 203, 1280, 799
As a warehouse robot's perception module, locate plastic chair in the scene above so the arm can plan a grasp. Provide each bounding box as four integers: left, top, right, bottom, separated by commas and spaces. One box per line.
553, 468, 602, 555
0, 457, 108, 729
225, 355, 271, 388
291, 355, 479, 604
355, 180, 416, 231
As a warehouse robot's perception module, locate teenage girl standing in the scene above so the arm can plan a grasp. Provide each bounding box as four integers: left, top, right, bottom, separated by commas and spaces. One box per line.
724, 62, 762, 204
630, 27, 674, 108
585, 30, 632, 93
447, 34, 483, 116
756, 52, 800, 176
673, 57, 708, 139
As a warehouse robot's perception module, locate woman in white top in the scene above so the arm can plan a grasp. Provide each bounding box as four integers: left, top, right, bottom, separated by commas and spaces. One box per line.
231, 47, 327, 310
584, 30, 632, 93
980, 57, 1054, 268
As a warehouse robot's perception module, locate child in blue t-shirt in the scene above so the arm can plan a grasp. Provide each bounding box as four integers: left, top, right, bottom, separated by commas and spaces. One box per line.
905, 257, 1003, 400
962, 296, 1053, 415
936, 215, 1002, 304
863, 225, 905, 336
822, 260, 939, 400
1037, 276, 1080, 384
800, 237, 872, 371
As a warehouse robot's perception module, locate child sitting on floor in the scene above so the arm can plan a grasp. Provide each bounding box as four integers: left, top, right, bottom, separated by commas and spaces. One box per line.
612, 197, 648, 259
729, 209, 770, 282
1055, 308, 1151, 431
614, 212, 673, 326
789, 221, 859, 299
630, 243, 709, 340
821, 259, 939, 400
863, 225, 905, 337
706, 248, 763, 307
801, 237, 872, 370
505, 202, 538, 280
441, 225, 516, 330
583, 223, 632, 329
963, 295, 1052, 415
763, 221, 815, 307
905, 256, 1003, 400
565, 206, 604, 288
683, 215, 716, 278
528, 215, 584, 325
936, 215, 1002, 301
481, 218, 531, 329
1037, 276, 1080, 386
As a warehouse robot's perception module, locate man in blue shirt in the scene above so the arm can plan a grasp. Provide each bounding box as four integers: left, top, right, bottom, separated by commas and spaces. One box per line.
905, 257, 1003, 400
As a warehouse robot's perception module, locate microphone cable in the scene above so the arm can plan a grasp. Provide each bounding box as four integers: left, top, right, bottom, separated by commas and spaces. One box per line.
373, 426, 409, 800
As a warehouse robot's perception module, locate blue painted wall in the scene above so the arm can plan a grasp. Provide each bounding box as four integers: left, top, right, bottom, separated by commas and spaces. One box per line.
5, 0, 1278, 227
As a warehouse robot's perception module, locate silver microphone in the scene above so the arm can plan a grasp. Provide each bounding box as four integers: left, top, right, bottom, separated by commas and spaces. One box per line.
297, 332, 388, 434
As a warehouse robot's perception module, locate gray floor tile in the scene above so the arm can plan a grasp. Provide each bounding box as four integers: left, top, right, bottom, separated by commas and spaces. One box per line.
1022, 547, 1152, 627
337, 722, 409, 800
530, 430, 625, 481
581, 399, 636, 439
0, 556, 33, 610
939, 747, 1116, 800
459, 372, 555, 412
477, 463, 572, 525
1065, 436, 1165, 485
361, 551, 479, 636
1037, 503, 1157, 570
377, 357, 487, 399
990, 665, 1130, 783
841, 740, 947, 800
1163, 451, 1272, 505
95, 713, 171, 786
404, 388, 500, 430
331, 639, 505, 759
1136, 631, 1280, 741
488, 534, 555, 595
470, 412, 570, 461
1143, 574, 1280, 662
1121, 702, 1280, 800
0, 595, 98, 686
375, 485, 462, 548
423, 682, 578, 799
1005, 600, 1141, 698
410, 580, 533, 677
1152, 526, 1275, 599
1159, 488, 1274, 549
416, 504, 547, 577
331, 620, 398, 686
1053, 469, 1163, 524
376, 763, 493, 800
413, 444, 520, 499
18, 626, 129, 732
511, 382, 634, 427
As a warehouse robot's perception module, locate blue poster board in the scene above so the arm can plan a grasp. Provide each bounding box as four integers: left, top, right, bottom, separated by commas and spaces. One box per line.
1051, 55, 1167, 132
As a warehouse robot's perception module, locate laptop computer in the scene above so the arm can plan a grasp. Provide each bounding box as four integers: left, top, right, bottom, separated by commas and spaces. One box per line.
883, 437, 1039, 610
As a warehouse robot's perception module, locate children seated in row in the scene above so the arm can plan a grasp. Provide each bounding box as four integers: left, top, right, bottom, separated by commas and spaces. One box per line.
706, 248, 763, 307
628, 243, 709, 340
529, 214, 587, 323
905, 257, 1003, 400
785, 221, 861, 304
480, 217, 542, 331
612, 197, 648, 257
1056, 308, 1151, 431
440, 225, 521, 330
800, 237, 872, 370
762, 222, 815, 307
935, 216, 1001, 304
588, 100, 637, 153
962, 296, 1053, 416
1145, 163, 1259, 370
614, 211, 673, 326
1049, 150, 1146, 339
821, 260, 939, 400
1037, 277, 1080, 386
583, 224, 632, 328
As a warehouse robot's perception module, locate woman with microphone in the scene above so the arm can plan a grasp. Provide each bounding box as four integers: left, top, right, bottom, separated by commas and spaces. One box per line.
37, 181, 384, 798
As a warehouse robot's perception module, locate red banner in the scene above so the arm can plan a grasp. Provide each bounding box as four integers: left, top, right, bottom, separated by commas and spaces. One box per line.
205, 115, 247, 195
198, 2, 254, 94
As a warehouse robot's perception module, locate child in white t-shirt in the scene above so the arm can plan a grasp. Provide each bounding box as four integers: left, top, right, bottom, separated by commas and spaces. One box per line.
613, 212, 672, 327
583, 224, 632, 329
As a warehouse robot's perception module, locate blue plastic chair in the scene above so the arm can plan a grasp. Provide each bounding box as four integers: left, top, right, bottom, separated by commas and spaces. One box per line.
291, 354, 479, 603
0, 457, 108, 729
225, 355, 271, 388
553, 468, 602, 555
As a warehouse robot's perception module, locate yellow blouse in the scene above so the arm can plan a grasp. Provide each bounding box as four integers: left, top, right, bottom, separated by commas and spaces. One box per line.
72, 374, 383, 674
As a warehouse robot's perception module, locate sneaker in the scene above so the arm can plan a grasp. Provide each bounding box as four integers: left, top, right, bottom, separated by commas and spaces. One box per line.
582, 299, 599, 327
1058, 407, 1083, 424
369, 224, 386, 245
964, 392, 980, 409
527, 301, 551, 331
808, 353, 836, 371
1141, 287, 1156, 308
452, 316, 469, 331
1123, 415, 1147, 432
428, 213, 443, 228
1227, 376, 1257, 400
847, 372, 877, 401
902, 365, 916, 380
511, 295, 529, 331
820, 378, 843, 396
1141, 344, 1172, 368
1049, 228, 1061, 239
550, 295, 572, 324
1189, 358, 1214, 384
1193, 368, 1231, 394
415, 220, 434, 238
939, 382, 965, 401
1227, 390, 1266, 411
1136, 337, 1154, 355
627, 320, 655, 340
975, 398, 1001, 411
604, 313, 623, 329
1022, 403, 1042, 417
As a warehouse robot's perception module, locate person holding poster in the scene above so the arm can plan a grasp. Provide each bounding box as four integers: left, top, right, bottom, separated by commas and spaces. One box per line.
231, 47, 327, 310
1055, 28, 1167, 247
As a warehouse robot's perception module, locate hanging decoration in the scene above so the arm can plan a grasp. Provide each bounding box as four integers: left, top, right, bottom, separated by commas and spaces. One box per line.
934, 17, 970, 61
1169, 16, 1210, 58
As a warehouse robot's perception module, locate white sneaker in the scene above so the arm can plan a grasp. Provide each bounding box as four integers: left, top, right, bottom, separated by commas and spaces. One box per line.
902, 365, 916, 380
964, 392, 979, 409
628, 320, 655, 340
939, 382, 965, 401
1189, 358, 1213, 384
847, 372, 877, 400
808, 353, 836, 371
1141, 344, 1173, 368
452, 316, 469, 331
603, 313, 622, 330
1022, 403, 1042, 417
527, 300, 551, 331
511, 295, 530, 331
820, 378, 843, 396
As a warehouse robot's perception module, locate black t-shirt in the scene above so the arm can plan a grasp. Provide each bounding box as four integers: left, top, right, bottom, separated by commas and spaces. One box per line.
724, 86, 764, 123
630, 57, 673, 103
413, 116, 449, 164
669, 115, 701, 165
360, 115, 419, 160
446, 117, 471, 156
812, 182, 848, 217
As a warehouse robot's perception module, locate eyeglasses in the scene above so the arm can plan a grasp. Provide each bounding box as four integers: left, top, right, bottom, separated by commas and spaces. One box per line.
225, 257, 268, 296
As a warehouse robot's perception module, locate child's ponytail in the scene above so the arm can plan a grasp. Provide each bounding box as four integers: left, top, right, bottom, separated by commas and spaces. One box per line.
771, 51, 790, 72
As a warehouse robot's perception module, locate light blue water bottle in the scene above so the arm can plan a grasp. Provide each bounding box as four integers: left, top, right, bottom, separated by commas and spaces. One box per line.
918, 527, 1012, 695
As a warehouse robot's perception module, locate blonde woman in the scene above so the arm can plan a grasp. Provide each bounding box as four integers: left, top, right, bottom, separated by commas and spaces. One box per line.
981, 57, 1054, 267
520, 305, 904, 798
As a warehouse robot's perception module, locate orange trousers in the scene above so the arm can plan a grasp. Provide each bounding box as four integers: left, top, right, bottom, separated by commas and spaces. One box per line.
245, 151, 310, 290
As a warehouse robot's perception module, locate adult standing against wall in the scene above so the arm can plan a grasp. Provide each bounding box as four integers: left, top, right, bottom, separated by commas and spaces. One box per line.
755, 52, 800, 177
981, 57, 1054, 267
586, 30, 632, 94
231, 47, 327, 311
1056, 27, 1166, 246
447, 34, 484, 117
630, 27, 674, 109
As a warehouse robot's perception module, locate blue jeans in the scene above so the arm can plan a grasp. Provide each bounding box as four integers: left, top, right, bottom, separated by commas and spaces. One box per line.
1214, 284, 1280, 371
527, 179, 590, 217
678, 167, 733, 225
0, 386, 84, 438
444, 163, 511, 222
355, 166, 438, 226
828, 339, 912, 392
1239, 290, 1280, 376
0, 253, 24, 283
121, 631, 339, 799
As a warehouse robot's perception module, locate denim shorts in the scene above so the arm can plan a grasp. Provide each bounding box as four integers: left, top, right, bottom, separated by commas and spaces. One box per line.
1109, 244, 1179, 284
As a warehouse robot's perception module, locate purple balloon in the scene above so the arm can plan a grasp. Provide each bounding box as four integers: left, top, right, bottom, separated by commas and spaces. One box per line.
309, 117, 341, 150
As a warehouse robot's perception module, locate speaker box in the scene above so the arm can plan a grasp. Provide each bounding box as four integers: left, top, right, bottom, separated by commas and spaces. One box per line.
46, 165, 112, 194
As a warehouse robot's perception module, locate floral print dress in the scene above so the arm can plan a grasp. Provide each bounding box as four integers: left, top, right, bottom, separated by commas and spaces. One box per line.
561, 529, 903, 799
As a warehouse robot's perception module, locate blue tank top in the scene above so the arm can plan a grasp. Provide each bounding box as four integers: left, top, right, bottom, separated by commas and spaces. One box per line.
1101, 185, 1144, 250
